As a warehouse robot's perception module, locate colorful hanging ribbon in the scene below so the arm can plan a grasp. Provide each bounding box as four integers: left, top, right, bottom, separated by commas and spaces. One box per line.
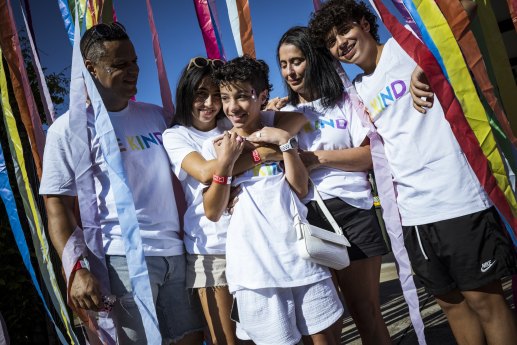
0, 0, 46, 178
433, 0, 517, 174
0, 143, 69, 345
474, 0, 517, 133
145, 0, 174, 123
390, 0, 420, 37
20, 5, 56, 124
226, 0, 256, 57
0, 48, 79, 344
61, 8, 116, 343
208, 0, 226, 60
400, 0, 517, 229
313, 0, 322, 11
193, 0, 224, 60
58, 0, 116, 44
369, 0, 517, 239
339, 67, 428, 344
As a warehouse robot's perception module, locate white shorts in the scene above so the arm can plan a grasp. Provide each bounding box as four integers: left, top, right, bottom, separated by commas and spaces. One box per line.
234, 278, 343, 345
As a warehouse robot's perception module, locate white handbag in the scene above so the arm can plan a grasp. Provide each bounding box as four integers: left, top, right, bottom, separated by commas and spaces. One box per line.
292, 180, 351, 270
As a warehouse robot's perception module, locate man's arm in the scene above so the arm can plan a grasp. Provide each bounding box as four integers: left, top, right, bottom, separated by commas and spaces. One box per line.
46, 195, 102, 311
299, 140, 373, 172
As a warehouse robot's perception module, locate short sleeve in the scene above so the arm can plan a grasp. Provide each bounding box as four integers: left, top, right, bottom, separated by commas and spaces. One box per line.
259, 110, 276, 127
162, 126, 197, 181
39, 119, 77, 196
345, 101, 370, 147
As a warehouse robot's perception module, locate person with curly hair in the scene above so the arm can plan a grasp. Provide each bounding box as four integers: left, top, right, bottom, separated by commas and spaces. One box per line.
162, 57, 306, 345
309, 1, 517, 344
277, 26, 390, 345
203, 55, 344, 345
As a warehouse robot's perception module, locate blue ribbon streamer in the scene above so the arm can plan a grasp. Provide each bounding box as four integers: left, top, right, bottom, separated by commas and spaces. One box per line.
57, 0, 75, 44
0, 145, 69, 345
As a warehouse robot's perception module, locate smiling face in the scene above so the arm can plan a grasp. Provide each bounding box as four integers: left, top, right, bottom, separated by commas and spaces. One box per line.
325, 18, 377, 72
86, 39, 139, 110
219, 81, 266, 133
191, 76, 221, 130
278, 43, 308, 97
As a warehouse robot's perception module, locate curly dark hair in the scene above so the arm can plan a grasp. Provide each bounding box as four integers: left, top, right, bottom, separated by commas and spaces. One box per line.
277, 26, 343, 108
308, 0, 380, 47
212, 55, 272, 108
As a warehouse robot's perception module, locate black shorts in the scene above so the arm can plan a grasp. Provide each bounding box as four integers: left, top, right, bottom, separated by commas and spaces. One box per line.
402, 207, 517, 296
305, 198, 388, 261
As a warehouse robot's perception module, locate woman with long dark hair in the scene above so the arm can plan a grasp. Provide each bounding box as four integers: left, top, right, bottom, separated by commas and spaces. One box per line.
276, 27, 391, 344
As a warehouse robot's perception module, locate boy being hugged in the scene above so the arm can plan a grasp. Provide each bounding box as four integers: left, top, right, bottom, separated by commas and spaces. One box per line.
202, 55, 344, 345
309, 1, 517, 344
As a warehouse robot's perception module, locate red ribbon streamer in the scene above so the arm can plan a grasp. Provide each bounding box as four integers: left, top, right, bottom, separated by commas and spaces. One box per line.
370, 0, 517, 233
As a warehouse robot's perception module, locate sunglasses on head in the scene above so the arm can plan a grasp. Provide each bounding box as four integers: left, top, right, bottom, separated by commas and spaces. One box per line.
82, 22, 127, 57
187, 57, 225, 70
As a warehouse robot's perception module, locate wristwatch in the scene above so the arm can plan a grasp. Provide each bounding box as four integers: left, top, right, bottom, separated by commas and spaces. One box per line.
279, 137, 298, 152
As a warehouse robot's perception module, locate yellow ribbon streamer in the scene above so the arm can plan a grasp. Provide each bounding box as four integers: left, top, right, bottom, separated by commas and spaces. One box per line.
0, 50, 76, 344
412, 0, 517, 215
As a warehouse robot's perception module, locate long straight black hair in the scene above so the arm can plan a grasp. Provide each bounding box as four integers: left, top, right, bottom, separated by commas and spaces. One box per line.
277, 26, 343, 108
173, 62, 224, 127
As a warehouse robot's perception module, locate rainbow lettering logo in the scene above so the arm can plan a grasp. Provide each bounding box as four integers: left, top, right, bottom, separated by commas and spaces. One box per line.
118, 132, 164, 152
369, 80, 407, 118
303, 118, 348, 132
252, 162, 282, 177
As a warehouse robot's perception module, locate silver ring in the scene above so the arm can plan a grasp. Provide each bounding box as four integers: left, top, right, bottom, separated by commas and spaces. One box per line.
257, 132, 261, 138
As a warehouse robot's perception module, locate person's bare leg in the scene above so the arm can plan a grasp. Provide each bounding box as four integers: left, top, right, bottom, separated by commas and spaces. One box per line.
198, 286, 238, 345
337, 256, 391, 345
302, 318, 341, 345
462, 281, 517, 345
434, 289, 486, 345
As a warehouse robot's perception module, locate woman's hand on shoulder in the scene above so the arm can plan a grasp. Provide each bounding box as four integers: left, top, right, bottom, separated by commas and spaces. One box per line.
266, 96, 289, 111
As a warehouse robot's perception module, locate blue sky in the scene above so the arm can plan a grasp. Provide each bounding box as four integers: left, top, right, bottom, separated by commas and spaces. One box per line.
12, 0, 401, 114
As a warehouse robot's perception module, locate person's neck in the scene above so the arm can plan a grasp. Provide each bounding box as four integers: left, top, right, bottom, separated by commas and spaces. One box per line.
100, 94, 129, 112
360, 43, 384, 75
298, 91, 316, 104
192, 119, 217, 132
232, 120, 263, 137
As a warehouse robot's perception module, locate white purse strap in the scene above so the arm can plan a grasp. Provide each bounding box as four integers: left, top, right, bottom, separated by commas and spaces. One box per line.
310, 178, 345, 237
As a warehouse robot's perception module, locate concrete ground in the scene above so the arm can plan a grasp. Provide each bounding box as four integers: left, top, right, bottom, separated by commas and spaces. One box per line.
339, 253, 515, 344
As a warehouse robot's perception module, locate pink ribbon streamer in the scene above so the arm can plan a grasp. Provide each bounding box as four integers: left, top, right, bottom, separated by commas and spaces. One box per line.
334, 62, 427, 344
193, 0, 223, 59
145, 0, 174, 124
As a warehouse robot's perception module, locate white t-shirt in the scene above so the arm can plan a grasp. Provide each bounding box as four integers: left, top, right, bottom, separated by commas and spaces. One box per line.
40, 101, 184, 256
202, 116, 330, 293
162, 118, 232, 255
354, 38, 491, 226
279, 99, 372, 208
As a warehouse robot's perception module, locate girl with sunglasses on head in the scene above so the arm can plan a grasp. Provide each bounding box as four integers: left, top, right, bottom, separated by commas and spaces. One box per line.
276, 27, 390, 344
163, 57, 306, 345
